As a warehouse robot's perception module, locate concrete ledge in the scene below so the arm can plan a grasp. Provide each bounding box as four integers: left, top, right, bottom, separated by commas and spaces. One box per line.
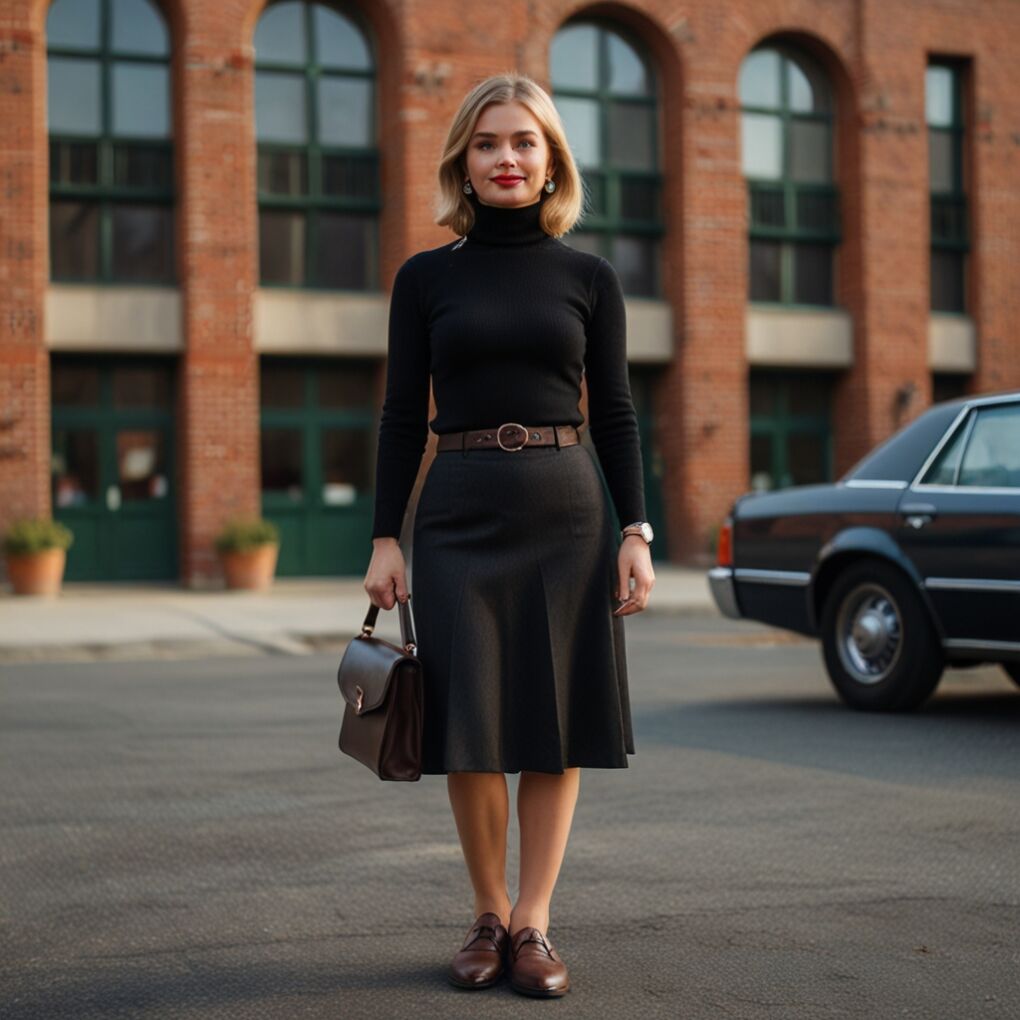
746, 305, 854, 368
255, 288, 389, 354
46, 285, 182, 350
929, 313, 976, 372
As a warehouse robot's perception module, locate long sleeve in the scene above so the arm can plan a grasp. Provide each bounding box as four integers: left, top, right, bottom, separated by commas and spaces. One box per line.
584, 257, 647, 527
371, 255, 430, 539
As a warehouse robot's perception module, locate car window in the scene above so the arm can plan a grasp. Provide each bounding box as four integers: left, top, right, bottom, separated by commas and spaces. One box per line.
920, 412, 971, 485
957, 404, 1020, 488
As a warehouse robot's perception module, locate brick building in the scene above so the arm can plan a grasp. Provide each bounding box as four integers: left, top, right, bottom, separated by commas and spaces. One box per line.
1, 0, 1018, 586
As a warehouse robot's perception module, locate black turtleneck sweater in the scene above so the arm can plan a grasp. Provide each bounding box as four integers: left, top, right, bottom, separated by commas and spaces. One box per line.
371, 189, 647, 540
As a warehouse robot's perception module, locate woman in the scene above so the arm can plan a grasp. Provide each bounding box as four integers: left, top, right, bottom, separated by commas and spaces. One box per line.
364, 72, 654, 998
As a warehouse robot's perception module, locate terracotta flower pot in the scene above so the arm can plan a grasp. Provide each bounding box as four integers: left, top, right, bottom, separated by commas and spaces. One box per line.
5, 548, 67, 597
219, 542, 279, 591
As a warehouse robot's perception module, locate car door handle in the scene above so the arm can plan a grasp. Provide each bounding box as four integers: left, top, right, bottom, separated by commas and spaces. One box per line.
900, 501, 936, 529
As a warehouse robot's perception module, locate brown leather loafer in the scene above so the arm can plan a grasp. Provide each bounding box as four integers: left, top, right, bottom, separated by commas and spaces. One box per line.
508, 926, 570, 997
447, 912, 509, 989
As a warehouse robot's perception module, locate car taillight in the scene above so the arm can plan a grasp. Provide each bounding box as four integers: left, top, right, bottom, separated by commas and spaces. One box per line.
717, 519, 733, 566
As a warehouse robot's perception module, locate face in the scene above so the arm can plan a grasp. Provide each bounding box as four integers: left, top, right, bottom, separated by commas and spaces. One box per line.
463, 100, 556, 209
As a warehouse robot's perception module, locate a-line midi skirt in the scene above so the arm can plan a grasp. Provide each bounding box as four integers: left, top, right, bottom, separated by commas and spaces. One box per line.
409, 436, 635, 775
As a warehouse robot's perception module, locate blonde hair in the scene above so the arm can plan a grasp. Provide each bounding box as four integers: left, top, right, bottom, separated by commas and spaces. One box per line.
435, 72, 586, 239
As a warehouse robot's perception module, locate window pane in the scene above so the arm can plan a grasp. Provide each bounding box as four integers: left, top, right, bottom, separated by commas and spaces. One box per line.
788, 432, 827, 484
111, 0, 168, 56
315, 213, 374, 289
556, 97, 600, 167
739, 49, 781, 109
921, 415, 969, 485
750, 186, 786, 229
931, 249, 965, 313
318, 363, 374, 409
793, 243, 833, 305
260, 363, 304, 408
322, 153, 377, 200
258, 150, 308, 197
113, 145, 173, 190
52, 428, 100, 507
789, 119, 831, 183
607, 102, 655, 170
750, 433, 774, 491
260, 210, 305, 285
932, 373, 969, 404
749, 375, 776, 416
741, 113, 782, 179
607, 33, 650, 96
50, 141, 99, 186
111, 204, 173, 281
750, 240, 781, 301
787, 56, 832, 114
550, 24, 598, 90
958, 405, 1020, 488
321, 428, 371, 503
926, 66, 954, 127
47, 0, 100, 51
609, 235, 657, 297
314, 6, 371, 70
47, 58, 101, 135
112, 64, 170, 138
788, 375, 833, 416
579, 171, 605, 216
619, 177, 660, 221
261, 429, 304, 497
929, 129, 954, 192
795, 190, 839, 233
561, 230, 601, 256
317, 77, 372, 147
112, 364, 172, 409
50, 201, 100, 278
256, 72, 308, 144
52, 363, 101, 406
116, 429, 168, 501
254, 1, 307, 65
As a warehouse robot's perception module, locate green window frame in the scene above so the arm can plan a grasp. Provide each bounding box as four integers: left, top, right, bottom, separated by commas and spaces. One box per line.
926, 61, 968, 314
550, 19, 664, 298
254, 1, 380, 292
739, 44, 840, 308
45, 0, 175, 285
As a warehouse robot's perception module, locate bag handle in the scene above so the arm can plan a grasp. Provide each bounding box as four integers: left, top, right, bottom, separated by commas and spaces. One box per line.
361, 585, 417, 655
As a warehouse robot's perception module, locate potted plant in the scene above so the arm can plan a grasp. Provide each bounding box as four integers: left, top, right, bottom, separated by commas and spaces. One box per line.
3, 518, 74, 596
214, 517, 280, 591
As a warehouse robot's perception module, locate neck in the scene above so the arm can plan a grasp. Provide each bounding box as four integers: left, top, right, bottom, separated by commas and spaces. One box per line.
465, 189, 550, 246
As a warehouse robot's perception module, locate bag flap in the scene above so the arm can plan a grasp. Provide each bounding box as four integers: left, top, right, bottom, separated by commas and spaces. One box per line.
337, 634, 417, 714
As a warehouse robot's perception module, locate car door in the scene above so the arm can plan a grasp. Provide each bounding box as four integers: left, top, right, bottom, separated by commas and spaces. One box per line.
896, 400, 1020, 648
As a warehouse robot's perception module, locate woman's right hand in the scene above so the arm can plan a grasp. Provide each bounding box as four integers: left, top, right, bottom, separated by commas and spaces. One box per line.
365, 537, 409, 609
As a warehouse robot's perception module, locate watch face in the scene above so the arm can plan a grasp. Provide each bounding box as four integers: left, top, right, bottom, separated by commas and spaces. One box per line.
640, 522, 654, 543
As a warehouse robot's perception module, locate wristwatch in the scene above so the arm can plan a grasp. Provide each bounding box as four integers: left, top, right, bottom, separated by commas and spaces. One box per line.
620, 521, 654, 545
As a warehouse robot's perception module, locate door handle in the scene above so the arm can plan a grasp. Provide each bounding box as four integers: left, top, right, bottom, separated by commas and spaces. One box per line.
106, 485, 121, 511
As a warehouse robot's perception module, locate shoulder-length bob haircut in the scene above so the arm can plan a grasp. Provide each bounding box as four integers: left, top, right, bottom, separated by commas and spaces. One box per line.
435, 72, 586, 239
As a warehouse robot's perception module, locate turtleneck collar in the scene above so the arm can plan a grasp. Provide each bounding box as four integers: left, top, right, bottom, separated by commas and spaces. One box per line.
464, 189, 551, 246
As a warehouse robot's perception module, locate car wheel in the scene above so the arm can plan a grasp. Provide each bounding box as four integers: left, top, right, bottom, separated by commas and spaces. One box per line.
1002, 663, 1020, 688
820, 560, 944, 711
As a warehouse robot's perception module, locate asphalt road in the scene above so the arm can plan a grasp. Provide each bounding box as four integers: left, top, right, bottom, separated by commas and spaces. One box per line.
1, 614, 1018, 1019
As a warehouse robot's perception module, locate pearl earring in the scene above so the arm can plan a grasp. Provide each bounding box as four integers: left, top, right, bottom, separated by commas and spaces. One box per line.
463, 180, 473, 194
544, 178, 556, 193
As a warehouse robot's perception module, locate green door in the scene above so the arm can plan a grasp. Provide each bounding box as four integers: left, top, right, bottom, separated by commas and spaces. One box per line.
749, 369, 835, 491
628, 365, 668, 560
51, 355, 178, 581
260, 357, 377, 576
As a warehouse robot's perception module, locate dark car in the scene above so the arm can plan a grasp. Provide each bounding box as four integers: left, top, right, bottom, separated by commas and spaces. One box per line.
708, 389, 1020, 711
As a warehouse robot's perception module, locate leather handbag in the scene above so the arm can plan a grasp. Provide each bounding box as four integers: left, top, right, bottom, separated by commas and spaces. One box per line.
337, 592, 423, 781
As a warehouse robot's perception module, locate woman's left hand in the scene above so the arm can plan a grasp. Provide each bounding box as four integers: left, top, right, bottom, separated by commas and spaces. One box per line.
613, 535, 655, 616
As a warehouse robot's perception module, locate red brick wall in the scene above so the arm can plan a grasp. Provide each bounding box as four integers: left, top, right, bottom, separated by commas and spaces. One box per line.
1, 0, 1018, 580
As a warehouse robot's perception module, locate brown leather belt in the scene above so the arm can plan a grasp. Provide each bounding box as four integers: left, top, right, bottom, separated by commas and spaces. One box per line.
436, 422, 581, 453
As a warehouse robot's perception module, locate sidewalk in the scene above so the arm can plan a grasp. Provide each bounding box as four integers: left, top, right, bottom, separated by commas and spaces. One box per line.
0, 565, 718, 663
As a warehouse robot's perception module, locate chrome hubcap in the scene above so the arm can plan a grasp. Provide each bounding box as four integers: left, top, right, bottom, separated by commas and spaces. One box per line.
836, 583, 903, 685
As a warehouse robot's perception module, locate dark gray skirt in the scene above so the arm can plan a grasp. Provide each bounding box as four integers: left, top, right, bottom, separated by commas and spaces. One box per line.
409, 438, 635, 775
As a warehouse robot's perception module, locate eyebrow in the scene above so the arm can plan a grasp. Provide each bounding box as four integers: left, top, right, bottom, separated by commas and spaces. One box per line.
470, 129, 540, 140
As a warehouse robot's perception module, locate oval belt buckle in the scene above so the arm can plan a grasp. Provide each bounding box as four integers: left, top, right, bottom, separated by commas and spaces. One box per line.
496, 422, 528, 452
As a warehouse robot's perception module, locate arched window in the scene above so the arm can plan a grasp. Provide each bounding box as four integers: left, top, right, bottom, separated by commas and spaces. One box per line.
46, 0, 174, 283
550, 20, 663, 297
254, 1, 378, 290
739, 45, 839, 306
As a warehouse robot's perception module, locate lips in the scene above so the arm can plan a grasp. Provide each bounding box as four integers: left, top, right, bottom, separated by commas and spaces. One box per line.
492, 176, 524, 182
